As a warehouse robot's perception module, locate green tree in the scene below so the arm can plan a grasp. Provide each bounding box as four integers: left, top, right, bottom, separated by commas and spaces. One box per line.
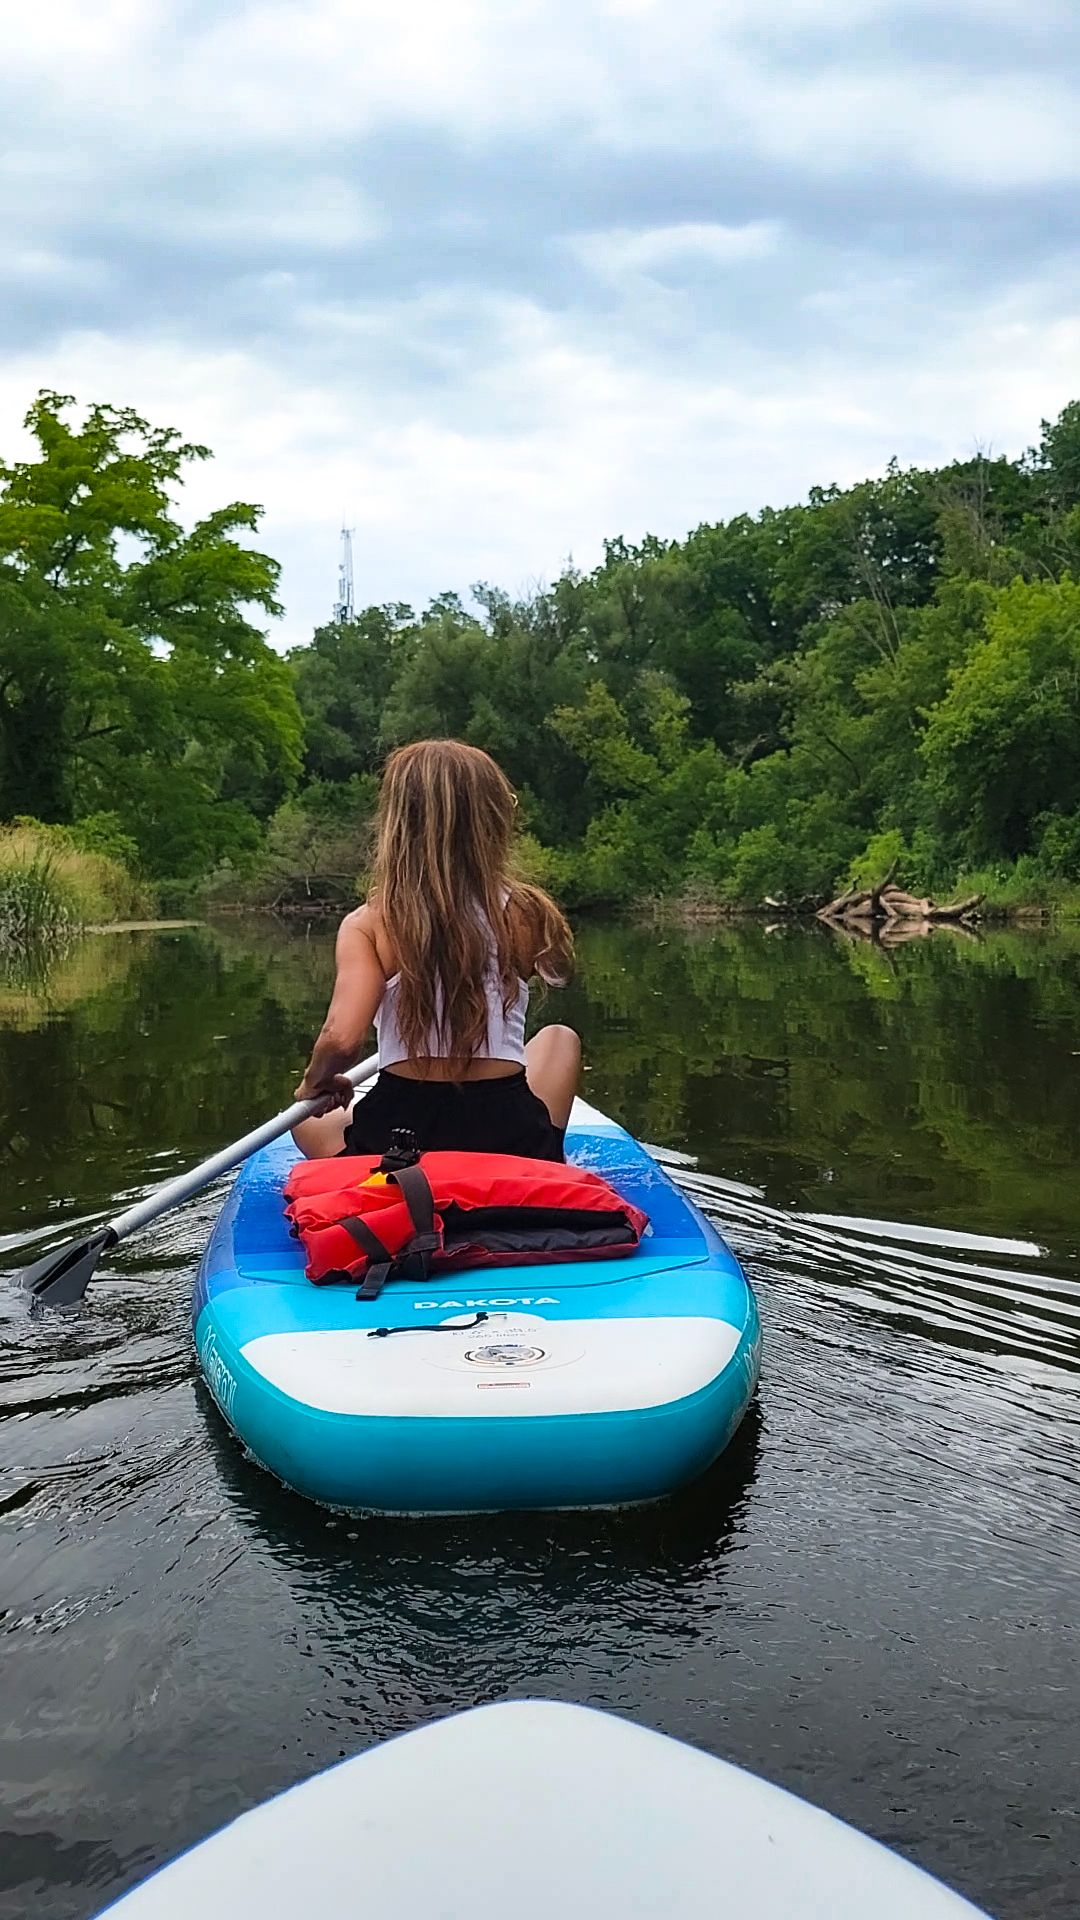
549, 676, 728, 904
1032, 400, 1080, 515
268, 394, 1080, 911
291, 605, 413, 783
0, 392, 301, 875
921, 577, 1080, 862
376, 589, 590, 840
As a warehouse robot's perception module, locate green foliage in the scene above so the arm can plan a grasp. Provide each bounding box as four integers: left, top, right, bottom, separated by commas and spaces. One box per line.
0, 391, 302, 879
203, 776, 377, 910
1035, 810, 1080, 880
7, 387, 1080, 916
290, 607, 412, 783
0, 819, 150, 942
275, 399, 1080, 912
0, 844, 75, 947
847, 829, 912, 890
68, 811, 141, 869
1033, 401, 1080, 515
921, 577, 1080, 862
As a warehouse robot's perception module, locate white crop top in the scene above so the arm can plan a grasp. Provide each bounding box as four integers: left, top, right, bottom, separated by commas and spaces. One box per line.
374, 893, 536, 1067
374, 966, 529, 1069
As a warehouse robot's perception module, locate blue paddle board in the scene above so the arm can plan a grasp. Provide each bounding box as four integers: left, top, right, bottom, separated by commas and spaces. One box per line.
192, 1097, 760, 1513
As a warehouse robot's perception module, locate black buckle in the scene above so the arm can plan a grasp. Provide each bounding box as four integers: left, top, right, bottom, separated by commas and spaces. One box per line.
378, 1128, 420, 1172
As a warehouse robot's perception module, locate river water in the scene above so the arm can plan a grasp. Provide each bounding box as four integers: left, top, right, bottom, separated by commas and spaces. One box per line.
1, 918, 1078, 1918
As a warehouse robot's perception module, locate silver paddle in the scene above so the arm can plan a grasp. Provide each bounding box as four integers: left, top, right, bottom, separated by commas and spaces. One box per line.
20, 1053, 380, 1309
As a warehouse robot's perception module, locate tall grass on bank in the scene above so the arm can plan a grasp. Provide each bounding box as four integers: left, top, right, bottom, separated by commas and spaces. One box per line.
0, 823, 151, 947
0, 846, 75, 945
950, 865, 1080, 920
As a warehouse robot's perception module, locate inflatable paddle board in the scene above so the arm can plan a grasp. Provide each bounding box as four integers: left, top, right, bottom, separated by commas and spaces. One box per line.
192, 1097, 761, 1513
97, 1701, 992, 1918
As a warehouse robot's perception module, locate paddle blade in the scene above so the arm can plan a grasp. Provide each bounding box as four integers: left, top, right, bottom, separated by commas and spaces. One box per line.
21, 1227, 117, 1308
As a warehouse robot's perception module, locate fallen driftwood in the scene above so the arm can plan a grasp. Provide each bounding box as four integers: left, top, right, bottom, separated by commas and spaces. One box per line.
817, 872, 984, 938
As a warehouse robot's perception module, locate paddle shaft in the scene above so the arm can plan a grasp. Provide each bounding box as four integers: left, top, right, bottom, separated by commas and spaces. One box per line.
107, 1053, 380, 1245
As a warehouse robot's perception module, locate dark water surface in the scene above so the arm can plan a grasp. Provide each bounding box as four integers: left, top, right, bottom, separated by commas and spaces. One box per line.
1, 919, 1078, 1918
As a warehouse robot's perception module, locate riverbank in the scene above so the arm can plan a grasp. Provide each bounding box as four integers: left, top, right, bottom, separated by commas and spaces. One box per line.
195, 884, 1080, 932
637, 875, 1080, 928
0, 822, 151, 949
195, 849, 1080, 930
88, 918, 203, 934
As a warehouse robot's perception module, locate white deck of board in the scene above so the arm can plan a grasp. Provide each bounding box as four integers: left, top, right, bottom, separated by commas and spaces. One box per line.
240, 1312, 744, 1416
101, 1701, 989, 1918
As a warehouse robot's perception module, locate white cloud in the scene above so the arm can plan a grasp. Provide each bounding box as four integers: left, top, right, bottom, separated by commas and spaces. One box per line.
6, 1, 1079, 189
3, 256, 1076, 647
739, 66, 1080, 188
165, 178, 381, 254
571, 222, 781, 280
2, 0, 1080, 647
0, 248, 111, 289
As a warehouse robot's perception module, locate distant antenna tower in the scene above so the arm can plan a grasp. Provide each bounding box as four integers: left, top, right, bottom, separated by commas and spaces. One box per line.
334, 524, 355, 622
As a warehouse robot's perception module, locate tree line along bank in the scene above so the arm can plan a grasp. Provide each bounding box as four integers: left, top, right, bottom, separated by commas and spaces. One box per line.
3, 389, 1080, 938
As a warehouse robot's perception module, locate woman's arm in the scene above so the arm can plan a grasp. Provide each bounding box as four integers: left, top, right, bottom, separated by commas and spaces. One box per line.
294, 908, 386, 1105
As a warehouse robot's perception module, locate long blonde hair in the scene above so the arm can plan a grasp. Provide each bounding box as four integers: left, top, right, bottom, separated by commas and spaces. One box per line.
371, 740, 573, 1066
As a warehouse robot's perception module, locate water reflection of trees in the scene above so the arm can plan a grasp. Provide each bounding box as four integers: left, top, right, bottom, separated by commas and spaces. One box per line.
0, 927, 315, 1226
2, 919, 1079, 1249
0, 934, 138, 1032
569, 921, 1080, 1239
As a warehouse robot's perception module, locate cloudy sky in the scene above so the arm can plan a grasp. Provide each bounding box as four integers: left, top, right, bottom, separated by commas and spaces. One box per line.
3, 1, 1079, 645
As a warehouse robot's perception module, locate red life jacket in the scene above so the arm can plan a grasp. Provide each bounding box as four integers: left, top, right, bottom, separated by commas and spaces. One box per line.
284, 1151, 649, 1300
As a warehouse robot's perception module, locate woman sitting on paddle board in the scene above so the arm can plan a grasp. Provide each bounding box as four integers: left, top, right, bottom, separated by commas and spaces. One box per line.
292, 739, 580, 1162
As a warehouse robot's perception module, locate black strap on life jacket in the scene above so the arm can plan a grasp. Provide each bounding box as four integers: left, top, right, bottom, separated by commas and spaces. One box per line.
334, 1214, 394, 1301
341, 1162, 443, 1302
389, 1163, 440, 1252
309, 1214, 392, 1290
355, 1262, 392, 1302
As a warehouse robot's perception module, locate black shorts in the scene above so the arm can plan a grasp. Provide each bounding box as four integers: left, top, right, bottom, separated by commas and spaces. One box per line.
342, 1068, 565, 1163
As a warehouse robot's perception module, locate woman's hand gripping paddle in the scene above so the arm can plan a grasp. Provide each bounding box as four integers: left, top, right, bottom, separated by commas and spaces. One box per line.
20, 1054, 380, 1309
